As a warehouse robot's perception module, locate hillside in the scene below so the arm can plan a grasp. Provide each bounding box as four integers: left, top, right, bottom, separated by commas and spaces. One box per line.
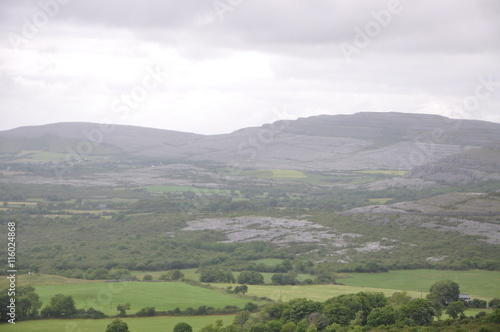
1, 112, 500, 175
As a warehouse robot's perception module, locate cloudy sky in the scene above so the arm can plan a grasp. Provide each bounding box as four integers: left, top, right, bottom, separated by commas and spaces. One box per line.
1, 0, 499, 134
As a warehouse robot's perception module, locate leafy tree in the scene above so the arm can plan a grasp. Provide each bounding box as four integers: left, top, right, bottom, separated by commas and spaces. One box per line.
42, 294, 76, 317
200, 269, 235, 283
105, 319, 129, 332
173, 322, 193, 332
136, 306, 155, 317
294, 319, 309, 332
305, 323, 318, 332
281, 299, 322, 323
397, 298, 435, 326
307, 312, 330, 330
238, 271, 264, 285
445, 301, 466, 319
427, 280, 460, 307
281, 321, 296, 332
484, 308, 500, 324
322, 302, 353, 326
116, 303, 130, 317
366, 305, 395, 327
233, 285, 248, 294
233, 310, 251, 326
470, 298, 487, 308
168, 269, 185, 280
143, 274, 153, 281
88, 267, 109, 280
390, 291, 412, 307
271, 273, 298, 285
0, 286, 42, 321
489, 298, 500, 309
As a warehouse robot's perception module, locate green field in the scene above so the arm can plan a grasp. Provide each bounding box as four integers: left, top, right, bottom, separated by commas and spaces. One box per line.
339, 269, 500, 299
226, 284, 424, 303
33, 281, 257, 315
252, 258, 284, 266
1, 315, 234, 332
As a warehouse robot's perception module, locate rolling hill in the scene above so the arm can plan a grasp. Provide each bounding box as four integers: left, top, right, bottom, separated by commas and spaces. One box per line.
1, 112, 499, 179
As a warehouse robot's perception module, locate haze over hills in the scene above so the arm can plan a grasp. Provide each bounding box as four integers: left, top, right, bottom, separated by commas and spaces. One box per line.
1, 112, 500, 179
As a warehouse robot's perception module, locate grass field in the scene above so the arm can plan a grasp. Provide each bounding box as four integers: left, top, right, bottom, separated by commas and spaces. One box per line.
338, 269, 500, 299
130, 269, 315, 285
1, 315, 235, 332
220, 284, 424, 303
32, 281, 258, 315
252, 258, 284, 266
0, 274, 100, 289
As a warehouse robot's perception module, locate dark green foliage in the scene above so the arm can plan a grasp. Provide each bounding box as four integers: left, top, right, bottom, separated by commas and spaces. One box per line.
199, 268, 235, 283
427, 279, 460, 309
231, 285, 248, 294
0, 286, 42, 322
367, 305, 396, 326
489, 298, 500, 309
471, 298, 487, 308
445, 301, 466, 319
41, 294, 76, 317
323, 302, 353, 326
136, 306, 156, 317
105, 319, 129, 332
484, 308, 500, 324
238, 271, 264, 284
271, 273, 298, 285
173, 322, 193, 332
397, 298, 436, 326
280, 299, 322, 324
116, 303, 130, 317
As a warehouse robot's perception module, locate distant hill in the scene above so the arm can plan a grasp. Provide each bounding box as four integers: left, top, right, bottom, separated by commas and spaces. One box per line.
1, 112, 500, 176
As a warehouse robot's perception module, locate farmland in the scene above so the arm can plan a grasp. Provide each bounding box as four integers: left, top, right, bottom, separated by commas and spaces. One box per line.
338, 269, 500, 299
33, 281, 260, 316
0, 315, 235, 332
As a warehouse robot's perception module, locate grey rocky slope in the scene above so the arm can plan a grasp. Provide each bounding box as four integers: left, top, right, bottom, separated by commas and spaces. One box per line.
1, 112, 500, 174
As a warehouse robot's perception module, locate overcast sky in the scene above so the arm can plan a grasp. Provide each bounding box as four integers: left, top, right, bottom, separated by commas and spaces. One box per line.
1, 0, 499, 134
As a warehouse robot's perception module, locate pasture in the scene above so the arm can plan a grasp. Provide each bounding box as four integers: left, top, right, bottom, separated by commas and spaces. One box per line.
1, 315, 235, 332
32, 281, 258, 316
338, 269, 500, 299
224, 284, 424, 303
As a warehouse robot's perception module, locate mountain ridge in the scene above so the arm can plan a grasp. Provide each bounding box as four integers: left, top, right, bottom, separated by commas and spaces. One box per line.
1, 112, 500, 175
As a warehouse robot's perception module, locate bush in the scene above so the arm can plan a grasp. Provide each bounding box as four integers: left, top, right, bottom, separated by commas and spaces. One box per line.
237, 271, 264, 285
489, 298, 500, 309
173, 322, 193, 332
136, 306, 155, 317
105, 319, 129, 332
